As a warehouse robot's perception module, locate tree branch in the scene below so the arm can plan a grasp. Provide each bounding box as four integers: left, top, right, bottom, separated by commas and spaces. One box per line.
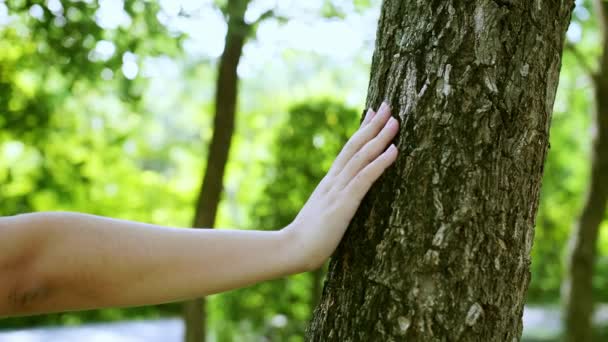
252, 9, 276, 26
595, 0, 608, 77
245, 9, 288, 39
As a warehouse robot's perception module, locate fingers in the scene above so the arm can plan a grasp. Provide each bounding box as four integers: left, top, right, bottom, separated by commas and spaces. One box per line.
335, 115, 399, 189
328, 102, 392, 178
360, 108, 376, 127
344, 144, 398, 203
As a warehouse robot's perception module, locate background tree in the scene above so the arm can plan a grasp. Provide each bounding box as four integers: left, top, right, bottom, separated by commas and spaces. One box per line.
307, 0, 574, 340
563, 0, 608, 341
181, 0, 277, 340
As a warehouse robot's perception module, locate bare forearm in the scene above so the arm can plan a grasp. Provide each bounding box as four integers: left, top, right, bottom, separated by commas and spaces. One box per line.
0, 102, 399, 318
3, 212, 302, 317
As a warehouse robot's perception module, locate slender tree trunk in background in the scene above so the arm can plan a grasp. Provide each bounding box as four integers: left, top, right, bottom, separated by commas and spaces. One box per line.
307, 1, 573, 340
563, 2, 608, 341
182, 1, 249, 341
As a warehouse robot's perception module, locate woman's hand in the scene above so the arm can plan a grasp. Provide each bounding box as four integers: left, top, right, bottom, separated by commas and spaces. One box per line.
285, 102, 399, 271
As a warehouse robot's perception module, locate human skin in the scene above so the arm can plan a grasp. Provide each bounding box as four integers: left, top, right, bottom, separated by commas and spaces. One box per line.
0, 102, 399, 318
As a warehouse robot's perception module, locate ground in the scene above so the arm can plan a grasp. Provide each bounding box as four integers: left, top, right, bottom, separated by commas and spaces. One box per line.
1, 305, 607, 341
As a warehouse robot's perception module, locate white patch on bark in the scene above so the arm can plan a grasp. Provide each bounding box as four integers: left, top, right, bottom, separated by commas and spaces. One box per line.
397, 316, 411, 335
520, 63, 530, 77
424, 249, 440, 266
433, 188, 444, 218
441, 149, 451, 164
418, 78, 430, 98
403, 60, 419, 116
432, 224, 448, 247
497, 238, 507, 250
525, 225, 535, 255
484, 74, 498, 93
473, 3, 498, 65
463, 243, 472, 271
475, 99, 492, 114
445, 4, 455, 30
474, 5, 484, 35
517, 254, 524, 271
375, 320, 386, 334
442, 64, 452, 97
465, 303, 484, 326
453, 65, 471, 86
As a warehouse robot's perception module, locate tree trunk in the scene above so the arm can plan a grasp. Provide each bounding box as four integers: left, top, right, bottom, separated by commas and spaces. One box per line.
182, 1, 249, 341
563, 2, 608, 341
307, 1, 573, 341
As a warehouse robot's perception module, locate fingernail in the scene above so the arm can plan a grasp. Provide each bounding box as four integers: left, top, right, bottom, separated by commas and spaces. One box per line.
389, 117, 398, 127
379, 102, 388, 112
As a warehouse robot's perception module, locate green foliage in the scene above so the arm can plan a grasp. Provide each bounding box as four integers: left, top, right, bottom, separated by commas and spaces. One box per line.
251, 100, 360, 229
0, 0, 188, 329
353, 0, 372, 11
319, 0, 379, 18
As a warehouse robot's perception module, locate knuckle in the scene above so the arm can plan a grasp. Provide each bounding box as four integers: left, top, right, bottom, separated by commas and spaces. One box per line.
351, 150, 364, 165
355, 171, 371, 188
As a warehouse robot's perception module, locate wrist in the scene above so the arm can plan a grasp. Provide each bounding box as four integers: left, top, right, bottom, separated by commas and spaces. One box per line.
281, 220, 324, 273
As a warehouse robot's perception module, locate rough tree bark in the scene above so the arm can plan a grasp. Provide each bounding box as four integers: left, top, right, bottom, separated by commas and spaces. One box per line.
182, 1, 250, 341
312, 268, 324, 312
307, 1, 573, 341
563, 1, 608, 341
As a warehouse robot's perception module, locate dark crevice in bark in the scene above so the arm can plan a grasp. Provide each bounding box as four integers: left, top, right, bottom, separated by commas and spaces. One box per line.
311, 266, 326, 321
